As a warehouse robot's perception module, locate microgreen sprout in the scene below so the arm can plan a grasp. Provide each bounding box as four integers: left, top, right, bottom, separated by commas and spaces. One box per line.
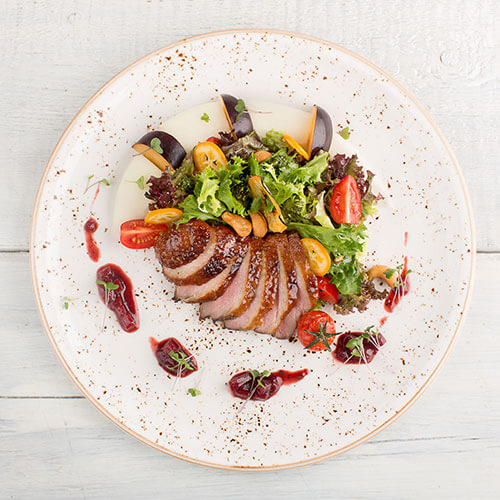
150, 137, 163, 154
169, 351, 194, 372
384, 268, 396, 279
235, 98, 246, 121
97, 280, 119, 290
200, 112, 210, 123
304, 321, 339, 351
127, 175, 146, 190
249, 369, 271, 388
63, 297, 72, 309
187, 388, 201, 397
345, 326, 382, 363
391, 263, 412, 288
84, 176, 110, 194
340, 127, 350, 140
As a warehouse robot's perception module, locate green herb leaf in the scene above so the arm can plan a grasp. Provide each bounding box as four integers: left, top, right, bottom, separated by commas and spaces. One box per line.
97, 280, 119, 290
127, 175, 146, 190
100, 178, 110, 186
135, 176, 145, 190
200, 112, 210, 123
169, 351, 194, 371
384, 268, 396, 279
150, 137, 163, 154
261, 130, 288, 152
249, 369, 271, 388
88, 174, 95, 180
187, 388, 201, 397
63, 297, 71, 309
346, 336, 364, 357
235, 99, 246, 121
340, 127, 350, 140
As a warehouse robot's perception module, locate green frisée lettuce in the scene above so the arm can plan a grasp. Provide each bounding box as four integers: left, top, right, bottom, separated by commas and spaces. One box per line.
148, 126, 383, 310
178, 195, 221, 224
287, 221, 367, 295
313, 192, 334, 228
278, 152, 329, 185
327, 257, 362, 295
287, 222, 366, 257
194, 168, 225, 217
261, 130, 288, 152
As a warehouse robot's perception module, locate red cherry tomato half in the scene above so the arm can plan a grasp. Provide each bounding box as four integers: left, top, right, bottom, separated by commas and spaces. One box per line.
120, 219, 168, 249
330, 174, 362, 225
206, 136, 220, 144
297, 311, 336, 351
317, 276, 339, 304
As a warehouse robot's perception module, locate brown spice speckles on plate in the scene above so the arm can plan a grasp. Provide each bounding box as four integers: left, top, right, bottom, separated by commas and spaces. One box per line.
30, 29, 474, 470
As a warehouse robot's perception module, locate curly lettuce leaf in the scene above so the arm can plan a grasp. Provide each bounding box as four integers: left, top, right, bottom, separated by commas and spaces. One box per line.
217, 180, 246, 216
287, 221, 366, 294
221, 131, 264, 159
327, 257, 362, 295
279, 152, 329, 185
194, 168, 225, 217
261, 130, 288, 152
287, 222, 366, 257
177, 195, 221, 224
313, 191, 334, 228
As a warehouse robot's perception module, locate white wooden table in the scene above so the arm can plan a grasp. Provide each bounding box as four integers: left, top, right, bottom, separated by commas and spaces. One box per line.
1, 1, 499, 498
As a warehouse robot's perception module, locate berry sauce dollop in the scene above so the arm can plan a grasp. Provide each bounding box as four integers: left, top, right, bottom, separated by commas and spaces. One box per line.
96, 263, 139, 332
384, 256, 410, 313
84, 217, 100, 262
149, 337, 198, 377
333, 332, 386, 364
228, 369, 309, 401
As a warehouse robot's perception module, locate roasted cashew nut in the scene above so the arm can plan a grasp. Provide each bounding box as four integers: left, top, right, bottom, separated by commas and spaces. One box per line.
222, 212, 252, 238
367, 265, 398, 288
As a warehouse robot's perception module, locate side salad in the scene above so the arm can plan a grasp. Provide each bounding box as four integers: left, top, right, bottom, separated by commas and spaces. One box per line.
142, 98, 386, 314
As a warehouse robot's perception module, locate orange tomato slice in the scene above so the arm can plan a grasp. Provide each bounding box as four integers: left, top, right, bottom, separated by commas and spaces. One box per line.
301, 238, 332, 276
283, 134, 311, 161
193, 141, 227, 172
144, 208, 183, 225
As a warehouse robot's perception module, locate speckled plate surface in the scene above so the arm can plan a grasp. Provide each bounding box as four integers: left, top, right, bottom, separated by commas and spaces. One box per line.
30, 30, 475, 469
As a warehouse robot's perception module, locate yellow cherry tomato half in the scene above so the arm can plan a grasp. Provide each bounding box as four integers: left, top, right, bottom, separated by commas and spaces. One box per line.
144, 208, 183, 225
301, 238, 332, 276
193, 141, 227, 172
283, 134, 311, 161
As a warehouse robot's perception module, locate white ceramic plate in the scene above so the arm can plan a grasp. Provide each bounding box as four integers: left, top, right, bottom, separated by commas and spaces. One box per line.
31, 30, 475, 470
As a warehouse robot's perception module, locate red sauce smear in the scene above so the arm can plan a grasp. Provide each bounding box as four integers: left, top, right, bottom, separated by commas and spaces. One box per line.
379, 316, 388, 327
149, 337, 198, 377
333, 332, 386, 364
84, 217, 100, 262
96, 264, 139, 332
228, 369, 309, 401
384, 256, 410, 313
91, 182, 100, 208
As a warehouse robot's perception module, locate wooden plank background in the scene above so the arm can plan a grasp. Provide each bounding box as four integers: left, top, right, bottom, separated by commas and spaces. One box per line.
1, 1, 498, 498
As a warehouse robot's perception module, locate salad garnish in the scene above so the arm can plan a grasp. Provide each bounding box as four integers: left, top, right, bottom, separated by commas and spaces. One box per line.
84, 175, 110, 194
249, 369, 271, 388
200, 112, 210, 123
127, 175, 146, 190
339, 127, 350, 140
169, 350, 195, 372
187, 388, 201, 397
234, 98, 246, 121
144, 124, 383, 312
150, 137, 163, 154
